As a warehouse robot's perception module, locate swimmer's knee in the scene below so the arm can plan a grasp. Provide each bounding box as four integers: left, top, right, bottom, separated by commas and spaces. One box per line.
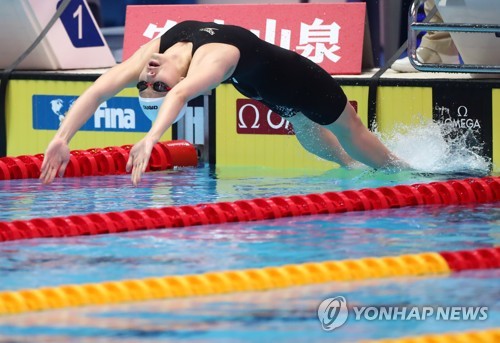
325, 102, 363, 135
285, 112, 312, 130
284, 112, 304, 122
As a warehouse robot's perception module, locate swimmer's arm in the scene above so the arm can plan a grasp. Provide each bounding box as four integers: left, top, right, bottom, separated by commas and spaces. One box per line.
53, 42, 158, 144
145, 49, 240, 143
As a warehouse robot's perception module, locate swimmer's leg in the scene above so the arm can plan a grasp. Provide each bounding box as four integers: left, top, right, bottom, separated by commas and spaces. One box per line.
286, 112, 356, 167
324, 102, 409, 169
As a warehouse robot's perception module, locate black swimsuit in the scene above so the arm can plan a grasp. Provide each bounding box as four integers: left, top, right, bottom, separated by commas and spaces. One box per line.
160, 20, 348, 125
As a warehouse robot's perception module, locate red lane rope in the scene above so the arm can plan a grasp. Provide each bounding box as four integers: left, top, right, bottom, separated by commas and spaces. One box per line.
440, 247, 500, 271
0, 140, 198, 180
0, 177, 498, 242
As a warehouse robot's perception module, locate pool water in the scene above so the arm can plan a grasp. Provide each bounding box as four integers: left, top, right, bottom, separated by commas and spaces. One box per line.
0, 165, 475, 221
0, 203, 498, 291
0, 165, 498, 342
0, 273, 498, 342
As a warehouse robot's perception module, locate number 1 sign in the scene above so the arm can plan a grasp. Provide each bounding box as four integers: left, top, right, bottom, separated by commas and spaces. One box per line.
0, 0, 115, 69
57, 0, 105, 48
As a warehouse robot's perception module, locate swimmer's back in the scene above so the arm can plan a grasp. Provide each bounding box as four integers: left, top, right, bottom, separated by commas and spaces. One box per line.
159, 21, 264, 78
160, 20, 347, 125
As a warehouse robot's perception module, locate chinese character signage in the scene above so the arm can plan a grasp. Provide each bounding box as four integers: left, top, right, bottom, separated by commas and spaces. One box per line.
123, 3, 366, 75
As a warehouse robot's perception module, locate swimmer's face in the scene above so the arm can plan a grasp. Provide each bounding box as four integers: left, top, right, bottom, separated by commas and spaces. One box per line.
137, 53, 174, 98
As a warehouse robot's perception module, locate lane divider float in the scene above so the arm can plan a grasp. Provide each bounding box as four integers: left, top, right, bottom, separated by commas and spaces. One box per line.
0, 140, 198, 180
0, 177, 498, 242
0, 247, 498, 315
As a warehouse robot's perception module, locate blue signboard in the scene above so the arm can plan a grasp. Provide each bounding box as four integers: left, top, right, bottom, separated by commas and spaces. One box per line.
57, 0, 105, 48
32, 95, 152, 132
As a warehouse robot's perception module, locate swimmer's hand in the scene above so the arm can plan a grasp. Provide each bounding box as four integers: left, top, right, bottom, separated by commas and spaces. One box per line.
126, 137, 155, 186
40, 138, 70, 184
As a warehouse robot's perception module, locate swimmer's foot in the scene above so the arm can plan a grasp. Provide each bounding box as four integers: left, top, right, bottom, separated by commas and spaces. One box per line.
341, 161, 365, 170
378, 156, 414, 173
394, 159, 413, 170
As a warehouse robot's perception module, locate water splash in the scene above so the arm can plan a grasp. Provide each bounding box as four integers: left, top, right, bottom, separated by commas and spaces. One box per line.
374, 116, 491, 176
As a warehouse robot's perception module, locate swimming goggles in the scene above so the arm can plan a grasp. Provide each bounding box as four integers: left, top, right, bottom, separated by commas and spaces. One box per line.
136, 81, 171, 93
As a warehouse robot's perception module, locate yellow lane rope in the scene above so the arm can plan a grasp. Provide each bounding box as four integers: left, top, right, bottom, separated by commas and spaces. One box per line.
363, 328, 500, 343
0, 252, 449, 315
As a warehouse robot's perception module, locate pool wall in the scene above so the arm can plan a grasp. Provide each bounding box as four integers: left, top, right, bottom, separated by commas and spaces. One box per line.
5, 71, 500, 172
5, 77, 173, 156
215, 78, 499, 172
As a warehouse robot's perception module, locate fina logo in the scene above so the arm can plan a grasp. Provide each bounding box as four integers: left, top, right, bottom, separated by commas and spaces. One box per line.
143, 105, 158, 110
317, 296, 349, 331
50, 98, 75, 126
95, 101, 136, 129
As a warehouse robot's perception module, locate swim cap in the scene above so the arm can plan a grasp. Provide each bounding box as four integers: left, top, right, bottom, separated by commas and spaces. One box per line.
138, 96, 187, 123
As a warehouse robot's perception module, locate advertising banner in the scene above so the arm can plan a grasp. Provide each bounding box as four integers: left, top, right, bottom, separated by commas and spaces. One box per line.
235, 99, 358, 135
433, 85, 493, 159
123, 3, 366, 75
32, 95, 151, 132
